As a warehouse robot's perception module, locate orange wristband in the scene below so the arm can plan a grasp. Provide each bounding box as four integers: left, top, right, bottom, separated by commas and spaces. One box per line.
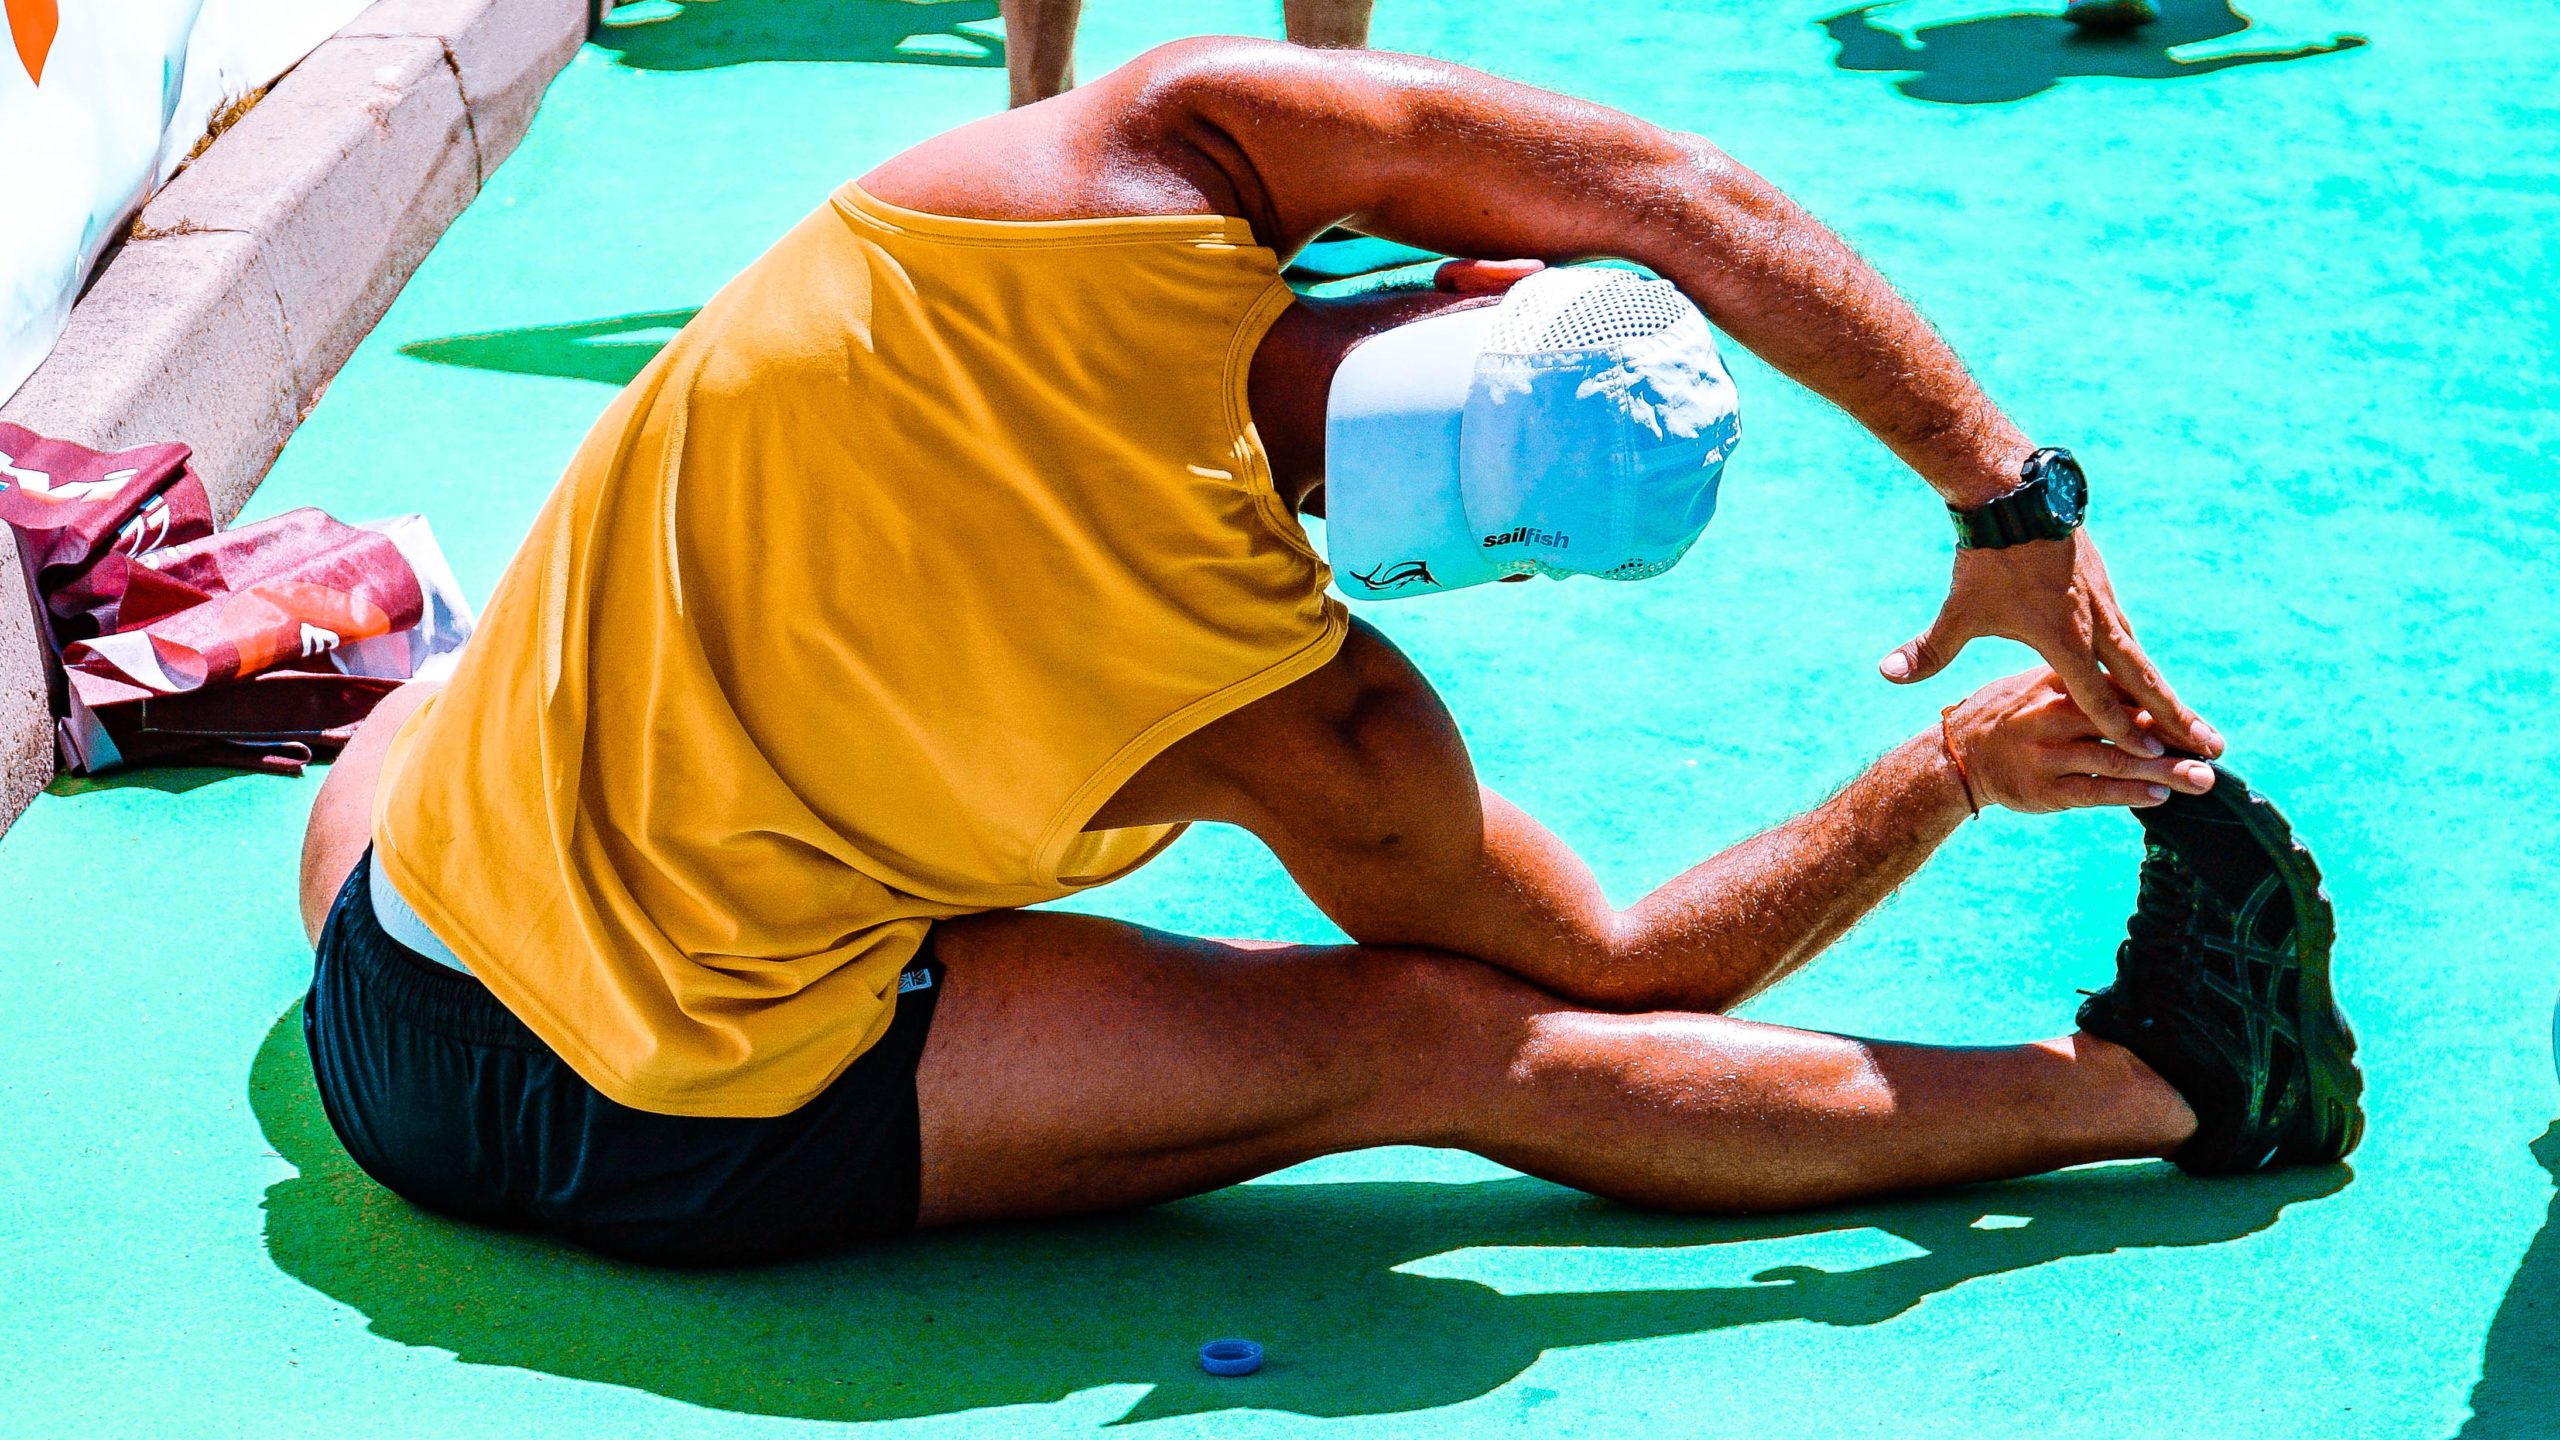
1939, 703, 1980, 819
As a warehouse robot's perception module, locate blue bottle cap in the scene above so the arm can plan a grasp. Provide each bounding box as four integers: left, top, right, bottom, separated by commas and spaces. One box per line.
1199, 1339, 1264, 1377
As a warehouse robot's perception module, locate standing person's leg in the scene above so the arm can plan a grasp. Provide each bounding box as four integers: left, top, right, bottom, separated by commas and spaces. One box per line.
1008, 0, 1370, 110
915, 909, 2196, 1226
1001, 0, 1082, 107
1282, 0, 1371, 50
1279, 0, 1374, 253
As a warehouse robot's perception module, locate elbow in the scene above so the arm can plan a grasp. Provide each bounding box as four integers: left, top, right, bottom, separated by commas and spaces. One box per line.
1652, 133, 1800, 250
1663, 131, 1760, 201
1585, 916, 1757, 1016
1575, 919, 1705, 1014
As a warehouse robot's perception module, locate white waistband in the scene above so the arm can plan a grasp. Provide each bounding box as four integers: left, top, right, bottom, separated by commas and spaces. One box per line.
368, 855, 471, 973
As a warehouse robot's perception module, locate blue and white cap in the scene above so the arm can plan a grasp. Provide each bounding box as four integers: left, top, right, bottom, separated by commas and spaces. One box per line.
1322, 264, 1741, 601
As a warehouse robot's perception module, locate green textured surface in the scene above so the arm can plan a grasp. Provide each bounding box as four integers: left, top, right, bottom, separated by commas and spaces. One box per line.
6, 1, 2558, 1435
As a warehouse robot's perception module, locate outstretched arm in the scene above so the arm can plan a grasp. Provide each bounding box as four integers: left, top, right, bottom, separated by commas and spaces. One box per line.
1599, 666, 2215, 1009
1133, 622, 2215, 1014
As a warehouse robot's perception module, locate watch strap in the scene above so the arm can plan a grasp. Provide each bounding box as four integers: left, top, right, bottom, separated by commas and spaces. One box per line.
1949, 448, 2083, 550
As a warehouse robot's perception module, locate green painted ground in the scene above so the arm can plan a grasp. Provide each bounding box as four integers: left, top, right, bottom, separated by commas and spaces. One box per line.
6, 1, 2557, 1434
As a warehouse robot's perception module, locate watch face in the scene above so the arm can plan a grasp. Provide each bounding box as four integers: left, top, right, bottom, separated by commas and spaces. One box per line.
2042, 454, 2087, 526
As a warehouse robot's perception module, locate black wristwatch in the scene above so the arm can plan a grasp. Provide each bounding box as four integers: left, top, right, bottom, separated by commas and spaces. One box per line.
1948, 447, 2088, 549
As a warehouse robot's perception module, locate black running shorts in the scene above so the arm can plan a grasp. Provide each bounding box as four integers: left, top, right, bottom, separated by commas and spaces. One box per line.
303, 850, 943, 1267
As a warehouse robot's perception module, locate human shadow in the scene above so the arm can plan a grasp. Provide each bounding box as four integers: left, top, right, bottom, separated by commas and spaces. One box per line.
250, 1004, 2351, 1425
1819, 0, 2366, 104
398, 309, 701, 387
592, 0, 1002, 72
2458, 1122, 2560, 1436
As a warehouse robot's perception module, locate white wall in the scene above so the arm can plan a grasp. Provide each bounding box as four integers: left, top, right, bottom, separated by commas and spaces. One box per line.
0, 0, 372, 404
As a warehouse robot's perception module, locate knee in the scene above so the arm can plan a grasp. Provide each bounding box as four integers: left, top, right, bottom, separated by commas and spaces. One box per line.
1371, 946, 1551, 1029
1351, 946, 1556, 1124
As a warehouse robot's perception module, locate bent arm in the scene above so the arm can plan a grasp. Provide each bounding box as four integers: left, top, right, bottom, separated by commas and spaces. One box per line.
870, 37, 2027, 503
1145, 39, 2215, 753
1159, 39, 2031, 505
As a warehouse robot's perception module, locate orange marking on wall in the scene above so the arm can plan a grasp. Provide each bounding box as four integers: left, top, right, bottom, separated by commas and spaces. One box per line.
6, 0, 57, 85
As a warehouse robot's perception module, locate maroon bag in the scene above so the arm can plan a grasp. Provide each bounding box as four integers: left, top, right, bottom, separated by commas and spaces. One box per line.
0, 422, 215, 641
1, 423, 423, 776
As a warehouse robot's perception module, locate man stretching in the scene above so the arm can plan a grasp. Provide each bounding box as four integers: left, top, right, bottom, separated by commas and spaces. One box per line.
297, 40, 2359, 1266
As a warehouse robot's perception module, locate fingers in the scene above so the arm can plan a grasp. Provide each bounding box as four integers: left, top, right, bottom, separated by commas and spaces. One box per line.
2057, 743, 2216, 793
2045, 647, 2163, 758
1880, 607, 1966, 685
1435, 258, 1545, 294
2051, 773, 2177, 809
2077, 540, 2222, 757
2096, 625, 2223, 757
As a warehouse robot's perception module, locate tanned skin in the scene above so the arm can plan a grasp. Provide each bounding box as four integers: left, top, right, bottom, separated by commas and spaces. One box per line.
305, 41, 2226, 1227
1001, 0, 1372, 107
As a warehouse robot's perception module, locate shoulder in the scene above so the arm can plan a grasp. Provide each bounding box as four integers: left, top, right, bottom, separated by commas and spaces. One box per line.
859, 38, 1331, 233
1103, 618, 1472, 843
862, 39, 1446, 248
1207, 618, 1458, 789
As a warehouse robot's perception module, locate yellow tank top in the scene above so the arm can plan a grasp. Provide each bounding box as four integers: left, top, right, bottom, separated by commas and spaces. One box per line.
373, 183, 1344, 1117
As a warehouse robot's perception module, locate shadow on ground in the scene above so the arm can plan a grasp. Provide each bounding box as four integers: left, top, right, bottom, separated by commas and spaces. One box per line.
2459, 1122, 2560, 1437
592, 0, 1001, 72
45, 766, 259, 797
251, 1005, 2351, 1425
1819, 0, 2365, 104
399, 310, 702, 387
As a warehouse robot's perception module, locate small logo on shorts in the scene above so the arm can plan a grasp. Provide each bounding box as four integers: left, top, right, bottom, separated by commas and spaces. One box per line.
898, 968, 935, 994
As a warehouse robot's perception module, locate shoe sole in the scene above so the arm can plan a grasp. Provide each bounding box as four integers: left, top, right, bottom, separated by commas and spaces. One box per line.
2178, 761, 2364, 1164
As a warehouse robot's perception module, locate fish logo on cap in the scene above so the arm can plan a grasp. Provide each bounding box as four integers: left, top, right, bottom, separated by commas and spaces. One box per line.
1348, 559, 1439, 592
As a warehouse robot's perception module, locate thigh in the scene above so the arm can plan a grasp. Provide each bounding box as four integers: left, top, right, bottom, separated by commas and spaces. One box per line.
914, 909, 1543, 1226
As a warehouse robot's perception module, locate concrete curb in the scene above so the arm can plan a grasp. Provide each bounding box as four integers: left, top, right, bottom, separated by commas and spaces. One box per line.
0, 0, 584, 837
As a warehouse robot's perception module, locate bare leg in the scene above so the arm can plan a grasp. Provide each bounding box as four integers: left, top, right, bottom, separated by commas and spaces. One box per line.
917, 909, 2197, 1225
1283, 0, 1372, 249
1282, 0, 1371, 49
1001, 0, 1080, 107
300, 680, 439, 944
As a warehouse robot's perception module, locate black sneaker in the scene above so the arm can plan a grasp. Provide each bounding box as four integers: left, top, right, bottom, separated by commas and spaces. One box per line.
2076, 761, 2364, 1175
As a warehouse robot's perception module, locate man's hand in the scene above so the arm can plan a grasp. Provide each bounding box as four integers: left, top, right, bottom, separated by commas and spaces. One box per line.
1883, 531, 2224, 760
1947, 666, 2217, 814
